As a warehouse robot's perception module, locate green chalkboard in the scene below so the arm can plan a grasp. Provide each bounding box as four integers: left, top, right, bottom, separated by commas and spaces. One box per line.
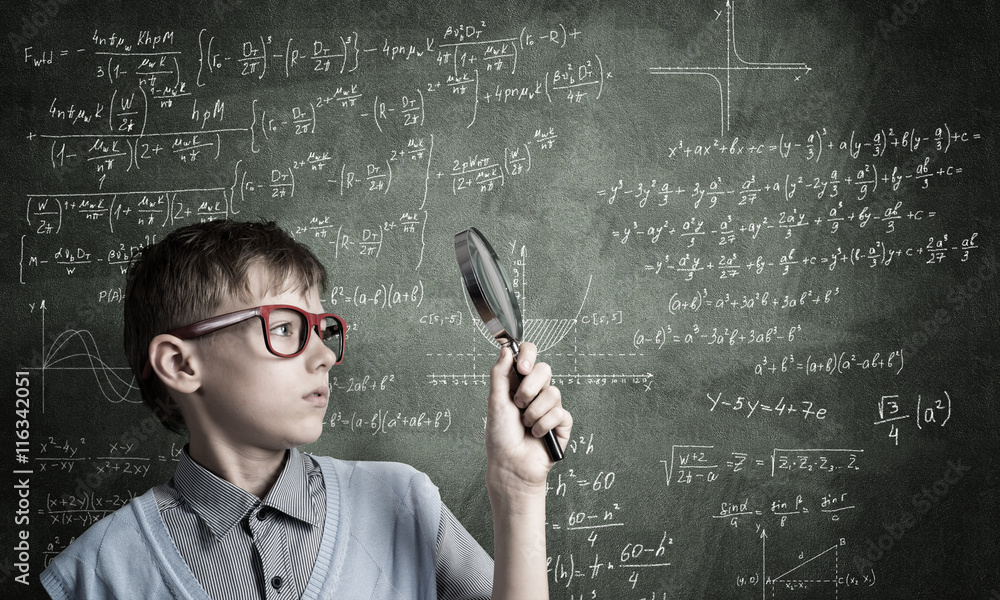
2, 0, 998, 598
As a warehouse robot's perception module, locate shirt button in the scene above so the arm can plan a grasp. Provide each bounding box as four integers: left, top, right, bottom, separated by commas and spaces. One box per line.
256, 508, 268, 521
271, 575, 283, 590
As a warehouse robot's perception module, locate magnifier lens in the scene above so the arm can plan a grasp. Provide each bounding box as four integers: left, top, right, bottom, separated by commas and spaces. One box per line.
468, 231, 522, 342
455, 227, 563, 462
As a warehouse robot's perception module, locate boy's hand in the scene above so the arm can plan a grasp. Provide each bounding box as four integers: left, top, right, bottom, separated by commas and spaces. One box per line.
485, 342, 572, 499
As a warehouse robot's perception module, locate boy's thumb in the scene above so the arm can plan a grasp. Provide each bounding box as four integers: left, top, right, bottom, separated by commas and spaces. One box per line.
489, 346, 514, 400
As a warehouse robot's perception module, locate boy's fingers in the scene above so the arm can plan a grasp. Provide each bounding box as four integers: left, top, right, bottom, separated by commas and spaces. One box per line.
529, 405, 572, 439
520, 384, 561, 425
491, 345, 513, 378
489, 347, 515, 407
516, 342, 538, 376
513, 361, 552, 409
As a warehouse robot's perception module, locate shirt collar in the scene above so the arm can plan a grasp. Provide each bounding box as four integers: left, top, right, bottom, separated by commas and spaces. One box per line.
172, 446, 321, 539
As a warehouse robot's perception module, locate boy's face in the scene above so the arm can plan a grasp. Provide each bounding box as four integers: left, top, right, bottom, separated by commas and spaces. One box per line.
187, 267, 336, 454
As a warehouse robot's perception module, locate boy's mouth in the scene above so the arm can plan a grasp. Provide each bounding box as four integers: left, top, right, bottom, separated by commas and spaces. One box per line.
305, 386, 329, 406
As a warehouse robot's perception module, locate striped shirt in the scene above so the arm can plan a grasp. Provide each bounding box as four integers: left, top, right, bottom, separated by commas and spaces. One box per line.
152, 447, 493, 600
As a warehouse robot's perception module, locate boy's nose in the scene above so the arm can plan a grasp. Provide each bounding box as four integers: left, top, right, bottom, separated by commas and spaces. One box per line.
306, 326, 339, 370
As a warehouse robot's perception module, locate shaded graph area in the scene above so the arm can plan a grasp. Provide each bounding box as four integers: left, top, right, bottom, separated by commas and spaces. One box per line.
524, 315, 582, 354
465, 273, 592, 354
430, 243, 653, 388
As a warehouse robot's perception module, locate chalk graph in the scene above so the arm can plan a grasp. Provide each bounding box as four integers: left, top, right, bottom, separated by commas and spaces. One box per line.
429, 243, 654, 389
649, 0, 812, 136
25, 301, 139, 412
760, 532, 872, 598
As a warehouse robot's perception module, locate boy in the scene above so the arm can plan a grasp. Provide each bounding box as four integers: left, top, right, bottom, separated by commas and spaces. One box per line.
40, 220, 572, 600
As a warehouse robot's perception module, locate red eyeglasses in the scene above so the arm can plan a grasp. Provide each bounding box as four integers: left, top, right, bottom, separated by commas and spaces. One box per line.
141, 305, 345, 379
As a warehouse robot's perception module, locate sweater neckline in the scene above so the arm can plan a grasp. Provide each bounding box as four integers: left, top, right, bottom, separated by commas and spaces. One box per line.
129, 454, 343, 600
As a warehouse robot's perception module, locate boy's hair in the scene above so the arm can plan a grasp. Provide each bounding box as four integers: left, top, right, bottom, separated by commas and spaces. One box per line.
124, 220, 328, 433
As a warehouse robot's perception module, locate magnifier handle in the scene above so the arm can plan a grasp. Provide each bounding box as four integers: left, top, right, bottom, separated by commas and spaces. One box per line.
510, 347, 565, 462
540, 422, 565, 462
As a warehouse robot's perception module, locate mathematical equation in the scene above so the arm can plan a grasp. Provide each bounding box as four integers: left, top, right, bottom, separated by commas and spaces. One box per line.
326, 409, 453, 436
873, 391, 952, 445
600, 163, 966, 211
548, 530, 673, 593
641, 237, 980, 281
663, 445, 863, 485
704, 392, 829, 422
753, 350, 904, 377
656, 125, 979, 162
597, 125, 984, 285
633, 323, 803, 349
24, 22, 604, 149
660, 287, 842, 315
711, 491, 857, 527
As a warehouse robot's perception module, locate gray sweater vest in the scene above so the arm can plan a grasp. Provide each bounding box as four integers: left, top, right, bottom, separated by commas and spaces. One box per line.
41, 456, 441, 599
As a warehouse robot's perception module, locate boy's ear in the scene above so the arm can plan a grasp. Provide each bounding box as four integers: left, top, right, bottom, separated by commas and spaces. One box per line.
147, 335, 201, 394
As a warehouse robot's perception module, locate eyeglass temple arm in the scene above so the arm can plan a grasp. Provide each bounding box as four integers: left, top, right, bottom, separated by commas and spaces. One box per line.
141, 307, 263, 380
170, 307, 263, 339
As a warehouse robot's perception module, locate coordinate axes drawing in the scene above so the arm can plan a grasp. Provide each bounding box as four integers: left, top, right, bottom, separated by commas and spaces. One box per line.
649, 0, 812, 135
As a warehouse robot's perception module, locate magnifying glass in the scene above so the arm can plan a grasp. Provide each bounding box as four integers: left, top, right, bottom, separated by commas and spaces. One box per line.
455, 227, 565, 462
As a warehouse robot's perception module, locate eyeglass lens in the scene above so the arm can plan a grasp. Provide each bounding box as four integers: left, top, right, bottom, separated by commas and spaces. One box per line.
266, 308, 342, 359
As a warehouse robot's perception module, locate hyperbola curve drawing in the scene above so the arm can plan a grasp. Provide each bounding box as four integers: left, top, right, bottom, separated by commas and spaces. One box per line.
649, 0, 812, 136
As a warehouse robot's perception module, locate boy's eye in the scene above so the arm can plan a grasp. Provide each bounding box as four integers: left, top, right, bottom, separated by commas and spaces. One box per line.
267, 308, 306, 347
270, 322, 294, 337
